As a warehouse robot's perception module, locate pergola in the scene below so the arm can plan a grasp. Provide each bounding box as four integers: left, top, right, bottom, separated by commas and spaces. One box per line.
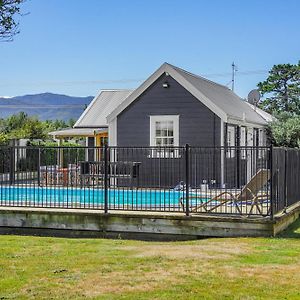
48, 127, 108, 167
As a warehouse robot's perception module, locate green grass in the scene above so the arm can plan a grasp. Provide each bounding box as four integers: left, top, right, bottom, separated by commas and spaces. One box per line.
1, 220, 300, 299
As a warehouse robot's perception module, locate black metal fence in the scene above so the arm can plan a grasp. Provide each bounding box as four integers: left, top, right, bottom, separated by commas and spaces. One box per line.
0, 145, 299, 218
271, 147, 300, 214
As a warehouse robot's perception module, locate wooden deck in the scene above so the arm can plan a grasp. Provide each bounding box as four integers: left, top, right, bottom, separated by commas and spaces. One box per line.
0, 202, 299, 239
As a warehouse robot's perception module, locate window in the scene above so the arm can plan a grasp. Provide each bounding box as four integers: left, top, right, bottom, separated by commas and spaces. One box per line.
240, 126, 246, 159
258, 129, 266, 158
226, 125, 235, 158
150, 115, 179, 158
247, 128, 253, 147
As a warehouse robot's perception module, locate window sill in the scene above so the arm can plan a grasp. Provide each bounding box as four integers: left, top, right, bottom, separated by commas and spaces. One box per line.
147, 153, 182, 159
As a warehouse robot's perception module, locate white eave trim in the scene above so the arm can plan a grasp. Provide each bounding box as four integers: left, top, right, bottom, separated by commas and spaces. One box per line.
107, 63, 228, 123
227, 116, 267, 128
74, 90, 105, 128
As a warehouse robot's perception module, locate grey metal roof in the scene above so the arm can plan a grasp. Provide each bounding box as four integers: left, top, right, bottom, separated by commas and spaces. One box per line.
48, 127, 107, 138
245, 102, 275, 123
74, 89, 133, 128
170, 64, 268, 125
108, 63, 271, 126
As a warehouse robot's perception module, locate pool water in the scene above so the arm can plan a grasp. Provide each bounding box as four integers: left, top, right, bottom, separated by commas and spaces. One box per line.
0, 186, 185, 208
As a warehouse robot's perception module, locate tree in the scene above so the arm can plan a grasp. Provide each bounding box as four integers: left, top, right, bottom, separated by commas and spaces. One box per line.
0, 132, 8, 145
0, 0, 24, 41
258, 62, 300, 115
0, 112, 77, 141
4, 111, 28, 133
268, 113, 300, 148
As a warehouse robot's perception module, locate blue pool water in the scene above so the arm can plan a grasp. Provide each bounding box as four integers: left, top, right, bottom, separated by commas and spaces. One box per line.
0, 186, 185, 207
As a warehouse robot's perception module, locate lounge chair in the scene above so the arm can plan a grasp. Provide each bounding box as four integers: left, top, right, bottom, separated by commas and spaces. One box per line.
180, 169, 270, 215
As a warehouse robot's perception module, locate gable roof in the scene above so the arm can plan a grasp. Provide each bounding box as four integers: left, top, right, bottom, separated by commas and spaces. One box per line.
74, 89, 133, 128
107, 63, 269, 126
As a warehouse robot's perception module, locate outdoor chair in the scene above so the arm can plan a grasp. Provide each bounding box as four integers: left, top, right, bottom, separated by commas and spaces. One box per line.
67, 164, 81, 186
180, 169, 270, 216
39, 165, 59, 186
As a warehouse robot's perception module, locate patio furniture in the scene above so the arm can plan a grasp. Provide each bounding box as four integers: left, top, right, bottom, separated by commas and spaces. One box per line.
40, 165, 79, 186
67, 164, 81, 186
39, 165, 59, 186
79, 161, 141, 188
180, 169, 270, 215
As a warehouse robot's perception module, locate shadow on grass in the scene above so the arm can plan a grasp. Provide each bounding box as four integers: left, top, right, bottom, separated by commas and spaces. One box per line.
278, 218, 300, 238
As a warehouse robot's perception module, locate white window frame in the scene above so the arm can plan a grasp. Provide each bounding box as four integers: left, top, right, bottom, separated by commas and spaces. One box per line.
149, 115, 179, 158
226, 125, 236, 158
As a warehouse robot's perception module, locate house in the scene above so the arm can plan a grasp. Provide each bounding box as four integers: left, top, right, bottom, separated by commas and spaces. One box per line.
49, 89, 132, 159
50, 63, 273, 187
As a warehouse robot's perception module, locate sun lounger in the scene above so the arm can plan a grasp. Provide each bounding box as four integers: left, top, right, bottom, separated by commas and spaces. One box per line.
180, 169, 270, 215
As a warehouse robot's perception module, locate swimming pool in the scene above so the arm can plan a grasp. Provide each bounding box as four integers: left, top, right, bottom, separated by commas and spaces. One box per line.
0, 186, 186, 209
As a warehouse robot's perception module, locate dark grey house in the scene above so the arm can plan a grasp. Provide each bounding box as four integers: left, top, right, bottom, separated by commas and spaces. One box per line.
104, 63, 274, 188
107, 63, 272, 149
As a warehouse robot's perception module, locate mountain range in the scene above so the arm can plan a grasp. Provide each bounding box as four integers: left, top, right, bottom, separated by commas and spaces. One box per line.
0, 93, 94, 121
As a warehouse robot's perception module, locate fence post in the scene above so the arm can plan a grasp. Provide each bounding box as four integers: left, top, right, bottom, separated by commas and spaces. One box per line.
9, 146, 15, 185
269, 145, 274, 219
185, 144, 190, 216
104, 144, 108, 214
37, 147, 41, 186
284, 148, 288, 212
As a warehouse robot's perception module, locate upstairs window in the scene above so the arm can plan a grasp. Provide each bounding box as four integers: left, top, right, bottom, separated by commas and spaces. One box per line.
150, 115, 179, 158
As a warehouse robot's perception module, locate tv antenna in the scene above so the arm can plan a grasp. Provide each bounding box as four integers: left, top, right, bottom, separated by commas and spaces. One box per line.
231, 62, 238, 91
247, 89, 261, 109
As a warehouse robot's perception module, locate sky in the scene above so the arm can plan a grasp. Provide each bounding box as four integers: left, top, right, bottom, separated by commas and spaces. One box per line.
0, 0, 299, 98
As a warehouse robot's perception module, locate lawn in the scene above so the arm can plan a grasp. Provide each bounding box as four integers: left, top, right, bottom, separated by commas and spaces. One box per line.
1, 221, 300, 300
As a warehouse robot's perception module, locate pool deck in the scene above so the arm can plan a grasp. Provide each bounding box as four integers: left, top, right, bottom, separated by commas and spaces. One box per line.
0, 202, 299, 239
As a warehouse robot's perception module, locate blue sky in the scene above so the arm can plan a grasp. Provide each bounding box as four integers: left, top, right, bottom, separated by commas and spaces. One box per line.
0, 0, 299, 98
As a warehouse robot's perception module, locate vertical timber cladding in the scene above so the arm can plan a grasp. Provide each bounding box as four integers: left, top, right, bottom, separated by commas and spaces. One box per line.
116, 73, 222, 188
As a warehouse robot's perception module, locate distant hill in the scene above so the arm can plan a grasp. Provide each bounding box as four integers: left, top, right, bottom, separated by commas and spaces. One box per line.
0, 93, 94, 121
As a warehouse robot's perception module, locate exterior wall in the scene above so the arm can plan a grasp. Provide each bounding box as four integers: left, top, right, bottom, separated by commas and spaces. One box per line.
115, 74, 221, 188
117, 74, 221, 147
224, 123, 269, 188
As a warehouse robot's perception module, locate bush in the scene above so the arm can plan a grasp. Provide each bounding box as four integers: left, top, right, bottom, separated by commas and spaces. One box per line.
268, 113, 300, 148
17, 140, 86, 170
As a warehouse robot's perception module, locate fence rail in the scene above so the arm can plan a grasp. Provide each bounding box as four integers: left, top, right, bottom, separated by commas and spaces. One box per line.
0, 145, 299, 218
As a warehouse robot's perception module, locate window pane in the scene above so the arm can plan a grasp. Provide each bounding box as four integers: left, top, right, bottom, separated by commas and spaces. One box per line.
156, 129, 161, 136
167, 129, 173, 137
155, 121, 162, 130
156, 138, 162, 146
167, 121, 173, 130
163, 138, 169, 146
161, 129, 168, 137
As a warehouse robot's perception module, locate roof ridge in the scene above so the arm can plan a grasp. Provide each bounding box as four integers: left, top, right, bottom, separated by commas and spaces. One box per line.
165, 62, 234, 91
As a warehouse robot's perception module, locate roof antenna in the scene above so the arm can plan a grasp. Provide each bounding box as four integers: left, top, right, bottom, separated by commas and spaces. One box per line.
231, 62, 238, 91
